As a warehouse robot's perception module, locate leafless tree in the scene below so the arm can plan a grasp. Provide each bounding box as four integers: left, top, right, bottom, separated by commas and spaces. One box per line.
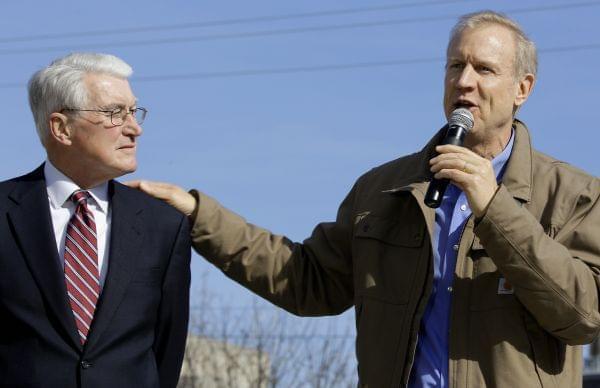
178, 281, 356, 388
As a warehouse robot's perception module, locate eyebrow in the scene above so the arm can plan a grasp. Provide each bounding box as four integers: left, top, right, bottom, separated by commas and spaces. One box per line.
100, 101, 138, 110
476, 56, 498, 65
446, 56, 499, 69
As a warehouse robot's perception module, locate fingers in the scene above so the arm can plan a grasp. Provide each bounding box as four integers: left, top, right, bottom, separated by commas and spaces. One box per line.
125, 179, 173, 199
433, 166, 472, 187
123, 180, 141, 189
429, 144, 498, 217
430, 158, 470, 175
430, 145, 480, 165
430, 146, 490, 175
435, 144, 476, 155
138, 181, 164, 198
125, 179, 198, 215
430, 155, 487, 175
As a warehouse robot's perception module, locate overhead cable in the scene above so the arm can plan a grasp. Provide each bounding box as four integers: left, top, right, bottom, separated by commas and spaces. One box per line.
0, 1, 598, 56
0, 0, 476, 44
1, 43, 599, 89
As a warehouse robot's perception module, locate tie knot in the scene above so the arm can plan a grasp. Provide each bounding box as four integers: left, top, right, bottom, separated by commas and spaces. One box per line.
70, 190, 90, 205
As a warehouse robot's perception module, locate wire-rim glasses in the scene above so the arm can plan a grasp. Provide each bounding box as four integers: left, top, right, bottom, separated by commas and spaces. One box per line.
62, 106, 147, 126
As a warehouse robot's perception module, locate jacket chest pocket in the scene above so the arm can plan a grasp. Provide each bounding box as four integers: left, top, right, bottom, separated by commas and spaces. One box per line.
353, 214, 425, 305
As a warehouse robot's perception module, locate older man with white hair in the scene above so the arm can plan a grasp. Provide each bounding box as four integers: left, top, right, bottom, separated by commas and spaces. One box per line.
0, 53, 191, 388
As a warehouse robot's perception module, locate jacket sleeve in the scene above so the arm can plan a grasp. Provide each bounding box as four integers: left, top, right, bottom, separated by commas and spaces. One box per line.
474, 178, 600, 345
188, 184, 357, 317
153, 215, 191, 388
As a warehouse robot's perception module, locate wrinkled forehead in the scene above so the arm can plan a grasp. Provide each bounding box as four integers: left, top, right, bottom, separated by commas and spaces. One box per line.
447, 24, 517, 57
446, 24, 517, 70
83, 72, 137, 107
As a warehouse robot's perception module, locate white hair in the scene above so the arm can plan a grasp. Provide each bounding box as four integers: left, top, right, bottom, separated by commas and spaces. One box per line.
448, 10, 538, 79
28, 52, 133, 146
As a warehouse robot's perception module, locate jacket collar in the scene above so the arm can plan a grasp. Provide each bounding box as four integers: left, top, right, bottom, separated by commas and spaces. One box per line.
380, 127, 445, 196
384, 119, 534, 203
499, 119, 533, 203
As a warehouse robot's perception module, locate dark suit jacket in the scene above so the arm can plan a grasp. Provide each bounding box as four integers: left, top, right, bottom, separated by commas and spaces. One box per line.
0, 165, 191, 388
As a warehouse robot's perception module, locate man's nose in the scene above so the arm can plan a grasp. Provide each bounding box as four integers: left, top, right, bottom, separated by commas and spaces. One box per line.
456, 65, 476, 89
123, 115, 143, 137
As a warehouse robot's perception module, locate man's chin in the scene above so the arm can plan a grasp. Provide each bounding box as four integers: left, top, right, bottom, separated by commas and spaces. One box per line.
110, 161, 138, 180
122, 165, 137, 176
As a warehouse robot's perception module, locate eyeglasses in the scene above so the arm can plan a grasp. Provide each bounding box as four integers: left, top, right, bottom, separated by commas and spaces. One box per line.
62, 106, 148, 126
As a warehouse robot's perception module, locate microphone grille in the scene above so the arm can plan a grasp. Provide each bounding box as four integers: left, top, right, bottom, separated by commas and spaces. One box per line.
449, 108, 474, 131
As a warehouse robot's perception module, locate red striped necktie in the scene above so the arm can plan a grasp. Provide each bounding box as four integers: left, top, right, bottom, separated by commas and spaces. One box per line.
64, 190, 99, 345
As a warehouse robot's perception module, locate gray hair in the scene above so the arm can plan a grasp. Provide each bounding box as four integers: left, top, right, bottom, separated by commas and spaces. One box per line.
448, 11, 537, 79
28, 52, 133, 145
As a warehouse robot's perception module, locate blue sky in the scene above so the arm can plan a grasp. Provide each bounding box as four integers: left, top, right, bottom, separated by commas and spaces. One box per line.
1, 0, 599, 336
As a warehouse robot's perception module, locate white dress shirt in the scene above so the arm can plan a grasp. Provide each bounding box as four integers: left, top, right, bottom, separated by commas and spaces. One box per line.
44, 160, 111, 289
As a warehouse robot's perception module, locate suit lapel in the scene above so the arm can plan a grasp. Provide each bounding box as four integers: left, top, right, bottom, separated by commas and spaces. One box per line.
6, 165, 83, 351
86, 181, 144, 351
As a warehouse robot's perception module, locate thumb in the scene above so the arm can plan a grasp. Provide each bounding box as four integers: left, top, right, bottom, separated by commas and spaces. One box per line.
123, 180, 141, 189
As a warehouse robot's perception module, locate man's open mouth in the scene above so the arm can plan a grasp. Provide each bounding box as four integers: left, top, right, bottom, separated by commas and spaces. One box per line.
454, 100, 477, 110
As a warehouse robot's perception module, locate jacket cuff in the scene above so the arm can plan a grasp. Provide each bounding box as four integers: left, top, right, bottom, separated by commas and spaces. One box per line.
188, 189, 220, 240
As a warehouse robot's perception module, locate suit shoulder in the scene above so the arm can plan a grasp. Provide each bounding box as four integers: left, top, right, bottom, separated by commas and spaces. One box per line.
113, 181, 186, 223
0, 168, 43, 196
0, 178, 17, 196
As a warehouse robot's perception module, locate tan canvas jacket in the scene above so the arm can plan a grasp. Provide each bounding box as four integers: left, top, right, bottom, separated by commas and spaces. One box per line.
190, 120, 600, 387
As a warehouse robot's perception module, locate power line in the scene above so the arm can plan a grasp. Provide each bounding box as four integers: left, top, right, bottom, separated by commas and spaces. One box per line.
128, 43, 600, 82
0, 1, 597, 56
132, 57, 445, 83
1, 42, 598, 90
0, 0, 475, 44
537, 43, 600, 54
0, 58, 444, 89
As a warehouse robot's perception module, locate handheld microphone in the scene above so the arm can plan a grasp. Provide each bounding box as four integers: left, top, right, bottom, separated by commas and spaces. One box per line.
424, 108, 474, 208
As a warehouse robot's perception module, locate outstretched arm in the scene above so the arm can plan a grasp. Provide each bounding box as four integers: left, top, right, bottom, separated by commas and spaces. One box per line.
127, 179, 356, 317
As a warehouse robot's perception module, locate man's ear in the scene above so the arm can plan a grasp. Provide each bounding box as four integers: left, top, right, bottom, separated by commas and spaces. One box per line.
48, 112, 73, 145
514, 73, 535, 108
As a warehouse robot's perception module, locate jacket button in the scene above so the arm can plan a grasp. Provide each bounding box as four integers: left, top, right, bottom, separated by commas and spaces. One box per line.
80, 360, 92, 369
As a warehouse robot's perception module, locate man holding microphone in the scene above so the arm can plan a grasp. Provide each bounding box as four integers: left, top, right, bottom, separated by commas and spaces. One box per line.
131, 11, 600, 387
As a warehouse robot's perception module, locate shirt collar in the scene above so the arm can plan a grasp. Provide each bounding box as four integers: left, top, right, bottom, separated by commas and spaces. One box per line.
492, 128, 515, 182
44, 159, 109, 213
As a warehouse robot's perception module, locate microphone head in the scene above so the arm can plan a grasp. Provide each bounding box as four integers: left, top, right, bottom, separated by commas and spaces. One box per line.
449, 108, 474, 131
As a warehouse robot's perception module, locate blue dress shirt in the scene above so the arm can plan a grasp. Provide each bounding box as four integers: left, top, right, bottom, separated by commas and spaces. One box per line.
408, 131, 515, 387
